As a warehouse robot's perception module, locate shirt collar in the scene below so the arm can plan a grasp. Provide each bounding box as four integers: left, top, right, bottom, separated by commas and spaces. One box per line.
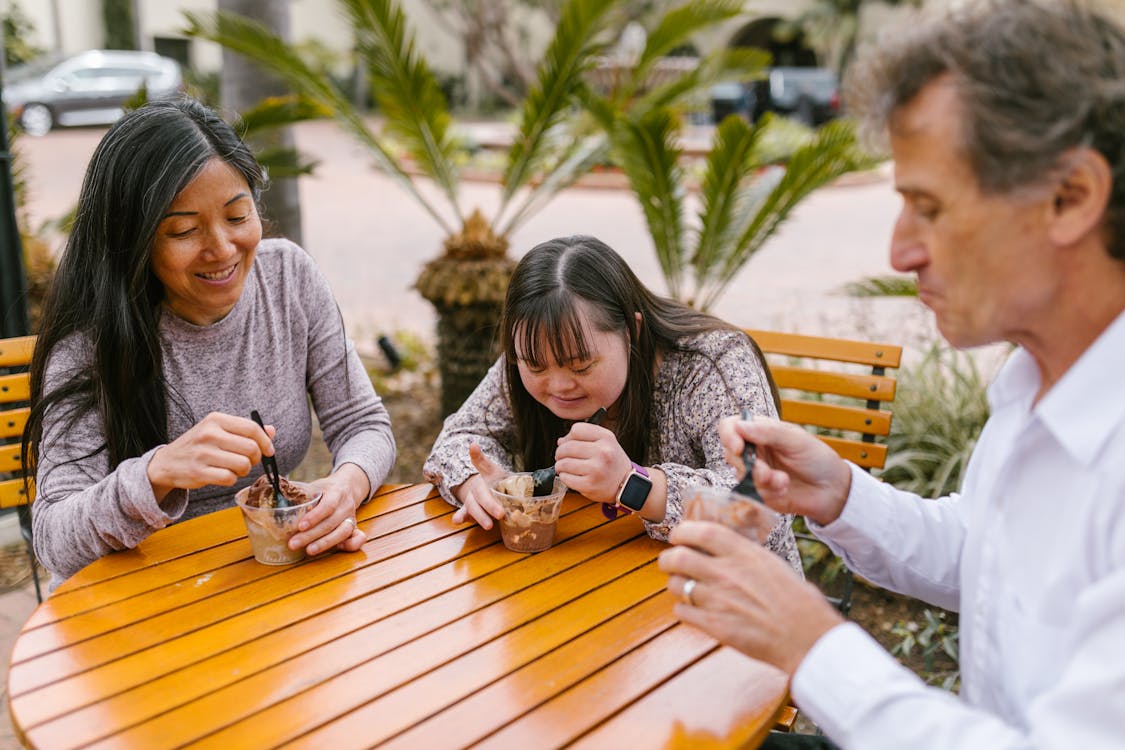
989, 310, 1125, 466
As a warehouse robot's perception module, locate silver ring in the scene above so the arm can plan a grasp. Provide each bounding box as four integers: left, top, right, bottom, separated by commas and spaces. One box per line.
681, 578, 697, 607
341, 517, 357, 532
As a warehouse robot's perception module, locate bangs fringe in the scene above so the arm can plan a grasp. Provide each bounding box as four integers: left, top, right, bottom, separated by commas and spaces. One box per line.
515, 292, 593, 369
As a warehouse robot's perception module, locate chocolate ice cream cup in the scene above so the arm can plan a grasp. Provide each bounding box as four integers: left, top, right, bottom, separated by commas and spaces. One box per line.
235, 480, 322, 565
682, 485, 779, 545
491, 472, 567, 553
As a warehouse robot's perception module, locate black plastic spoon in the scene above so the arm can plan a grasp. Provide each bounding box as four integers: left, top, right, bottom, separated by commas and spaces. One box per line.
730, 407, 764, 503
250, 410, 289, 508
531, 406, 608, 496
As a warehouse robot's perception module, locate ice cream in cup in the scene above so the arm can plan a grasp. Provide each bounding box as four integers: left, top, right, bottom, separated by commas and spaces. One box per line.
235, 475, 322, 564
492, 472, 567, 553
683, 485, 780, 545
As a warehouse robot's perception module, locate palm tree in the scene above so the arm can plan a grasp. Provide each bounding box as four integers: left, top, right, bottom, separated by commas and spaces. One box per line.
218, 0, 305, 244
186, 0, 760, 414
607, 110, 875, 310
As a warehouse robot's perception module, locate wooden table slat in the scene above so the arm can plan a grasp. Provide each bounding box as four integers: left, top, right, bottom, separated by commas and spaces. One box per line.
470, 623, 720, 749
567, 647, 789, 750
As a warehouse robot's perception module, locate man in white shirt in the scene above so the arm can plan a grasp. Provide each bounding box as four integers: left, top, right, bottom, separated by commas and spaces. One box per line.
658, 1, 1125, 748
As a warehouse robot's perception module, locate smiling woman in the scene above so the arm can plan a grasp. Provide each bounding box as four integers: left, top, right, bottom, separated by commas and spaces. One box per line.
22, 98, 396, 593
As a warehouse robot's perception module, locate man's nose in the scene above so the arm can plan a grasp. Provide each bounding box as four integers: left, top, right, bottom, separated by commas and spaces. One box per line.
889, 215, 927, 272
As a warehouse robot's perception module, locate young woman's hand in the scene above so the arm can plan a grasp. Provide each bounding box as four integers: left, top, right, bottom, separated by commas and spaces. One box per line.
147, 412, 274, 503
451, 443, 508, 529
292, 463, 371, 555
553, 422, 632, 505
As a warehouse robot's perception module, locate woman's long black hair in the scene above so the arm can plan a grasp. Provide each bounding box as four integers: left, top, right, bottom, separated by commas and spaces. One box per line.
23, 98, 266, 475
501, 235, 778, 471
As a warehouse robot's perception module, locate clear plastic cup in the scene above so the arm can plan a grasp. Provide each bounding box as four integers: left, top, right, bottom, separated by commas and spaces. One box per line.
234, 480, 322, 565
492, 472, 567, 553
683, 485, 780, 545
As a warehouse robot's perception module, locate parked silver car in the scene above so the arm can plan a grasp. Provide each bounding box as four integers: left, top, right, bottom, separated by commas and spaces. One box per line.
3, 49, 183, 136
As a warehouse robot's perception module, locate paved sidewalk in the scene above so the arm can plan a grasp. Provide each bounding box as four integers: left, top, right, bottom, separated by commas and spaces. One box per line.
1, 550, 38, 749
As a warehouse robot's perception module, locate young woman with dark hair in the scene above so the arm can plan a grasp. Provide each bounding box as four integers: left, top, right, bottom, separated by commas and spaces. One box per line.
24, 98, 395, 591
423, 235, 799, 568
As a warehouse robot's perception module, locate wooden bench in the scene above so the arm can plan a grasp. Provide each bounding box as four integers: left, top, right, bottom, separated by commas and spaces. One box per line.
0, 335, 40, 601
746, 328, 902, 615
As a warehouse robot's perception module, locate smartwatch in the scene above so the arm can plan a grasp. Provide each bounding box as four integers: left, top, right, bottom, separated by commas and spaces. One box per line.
615, 462, 652, 512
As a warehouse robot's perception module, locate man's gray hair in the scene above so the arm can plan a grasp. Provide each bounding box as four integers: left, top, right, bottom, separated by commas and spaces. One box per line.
845, 0, 1125, 260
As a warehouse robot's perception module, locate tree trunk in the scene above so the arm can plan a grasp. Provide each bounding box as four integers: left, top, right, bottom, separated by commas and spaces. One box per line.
218, 0, 303, 245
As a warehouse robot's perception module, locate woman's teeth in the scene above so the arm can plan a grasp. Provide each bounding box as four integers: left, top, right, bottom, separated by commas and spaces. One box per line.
198, 265, 236, 281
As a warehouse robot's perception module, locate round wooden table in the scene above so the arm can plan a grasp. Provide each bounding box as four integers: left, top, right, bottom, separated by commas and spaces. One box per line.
8, 484, 789, 748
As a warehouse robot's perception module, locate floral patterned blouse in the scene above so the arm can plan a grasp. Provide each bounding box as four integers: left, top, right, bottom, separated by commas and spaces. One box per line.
422, 329, 801, 572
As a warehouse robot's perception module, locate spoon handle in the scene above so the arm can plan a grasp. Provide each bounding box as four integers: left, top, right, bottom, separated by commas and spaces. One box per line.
250, 410, 289, 508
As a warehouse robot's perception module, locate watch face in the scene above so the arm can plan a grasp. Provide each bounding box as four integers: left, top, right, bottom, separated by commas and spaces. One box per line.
618, 472, 652, 511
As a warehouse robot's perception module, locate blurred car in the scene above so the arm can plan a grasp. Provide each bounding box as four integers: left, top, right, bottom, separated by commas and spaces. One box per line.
2, 49, 183, 136
711, 66, 841, 127
755, 67, 841, 125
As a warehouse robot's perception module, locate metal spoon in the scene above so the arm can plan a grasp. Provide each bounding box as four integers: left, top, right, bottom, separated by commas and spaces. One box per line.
531, 406, 608, 496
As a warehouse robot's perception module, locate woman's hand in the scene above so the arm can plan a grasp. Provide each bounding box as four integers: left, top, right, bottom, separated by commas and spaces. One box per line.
292, 463, 371, 555
718, 415, 852, 527
451, 443, 508, 529
147, 412, 275, 503
554, 422, 632, 505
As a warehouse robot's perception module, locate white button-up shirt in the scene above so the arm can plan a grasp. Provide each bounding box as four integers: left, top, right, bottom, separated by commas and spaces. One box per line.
791, 310, 1125, 749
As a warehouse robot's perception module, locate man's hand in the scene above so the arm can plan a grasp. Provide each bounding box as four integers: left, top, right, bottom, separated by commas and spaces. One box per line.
659, 521, 843, 676
718, 416, 852, 527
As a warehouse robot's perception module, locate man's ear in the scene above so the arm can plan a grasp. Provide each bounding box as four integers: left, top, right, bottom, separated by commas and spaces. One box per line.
1047, 147, 1112, 247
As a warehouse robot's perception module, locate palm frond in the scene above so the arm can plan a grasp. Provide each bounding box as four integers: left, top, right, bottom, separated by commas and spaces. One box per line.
692, 115, 763, 286
633, 46, 770, 116
696, 118, 873, 309
845, 275, 919, 297
253, 145, 320, 179
613, 109, 687, 297
183, 9, 455, 234
499, 133, 611, 237
629, 0, 744, 94
237, 94, 331, 135
501, 0, 621, 210
341, 0, 462, 222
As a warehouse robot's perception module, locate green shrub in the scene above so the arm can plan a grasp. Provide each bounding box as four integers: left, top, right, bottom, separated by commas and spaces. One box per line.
878, 343, 992, 499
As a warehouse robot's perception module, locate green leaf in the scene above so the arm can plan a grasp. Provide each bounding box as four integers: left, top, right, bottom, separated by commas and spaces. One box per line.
237, 94, 331, 135
629, 0, 744, 96
613, 109, 686, 297
633, 46, 770, 116
253, 146, 320, 180
499, 133, 611, 237
845, 275, 919, 297
502, 0, 622, 208
341, 0, 462, 222
696, 118, 873, 309
183, 8, 454, 234
692, 114, 763, 291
